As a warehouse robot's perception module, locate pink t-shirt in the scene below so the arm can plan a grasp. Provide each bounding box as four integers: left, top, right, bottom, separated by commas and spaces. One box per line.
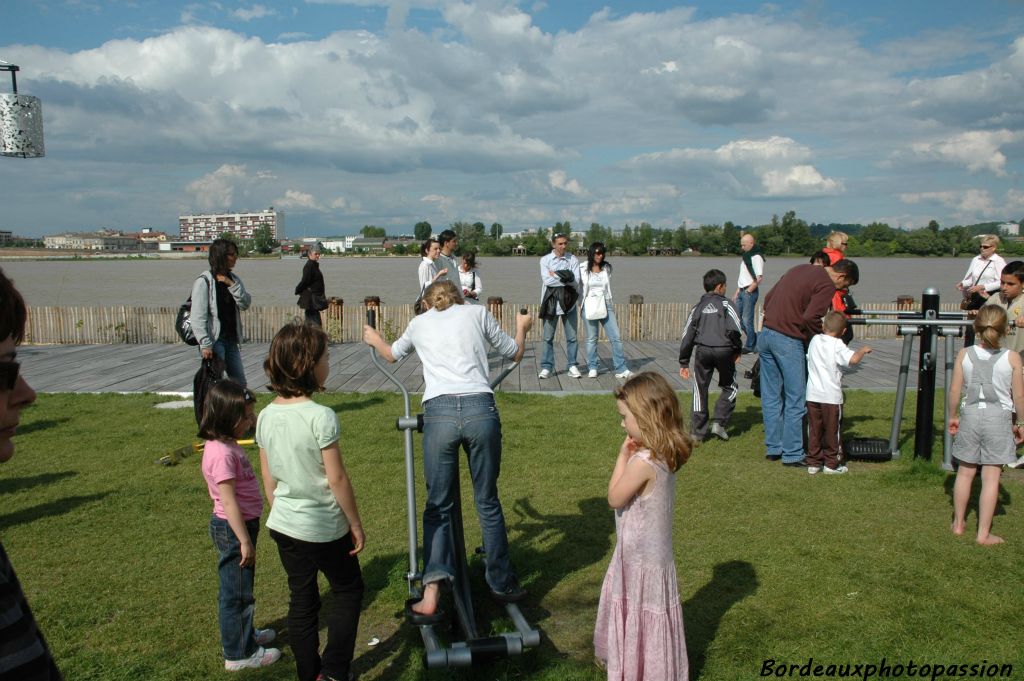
202, 439, 264, 521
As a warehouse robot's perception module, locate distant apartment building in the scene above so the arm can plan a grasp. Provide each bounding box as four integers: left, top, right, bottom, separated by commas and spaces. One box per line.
178, 207, 285, 241
44, 231, 139, 251
0, 231, 11, 245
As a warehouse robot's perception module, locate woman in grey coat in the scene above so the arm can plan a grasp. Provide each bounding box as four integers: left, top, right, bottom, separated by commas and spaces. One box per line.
191, 238, 251, 385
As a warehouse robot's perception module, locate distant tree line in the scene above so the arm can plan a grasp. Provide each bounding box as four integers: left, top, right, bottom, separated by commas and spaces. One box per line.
351, 212, 1024, 258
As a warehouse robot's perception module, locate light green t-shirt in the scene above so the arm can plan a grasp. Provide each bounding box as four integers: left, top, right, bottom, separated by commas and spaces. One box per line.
256, 399, 349, 543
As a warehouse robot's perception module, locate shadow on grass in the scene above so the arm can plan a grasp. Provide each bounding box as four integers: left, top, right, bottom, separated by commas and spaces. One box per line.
321, 395, 388, 414
0, 492, 111, 532
942, 470, 1012, 523
684, 560, 758, 680
0, 471, 76, 495
16, 417, 71, 435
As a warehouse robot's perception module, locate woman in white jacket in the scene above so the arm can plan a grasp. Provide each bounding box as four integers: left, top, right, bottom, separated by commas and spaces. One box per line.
579, 242, 631, 379
191, 238, 251, 385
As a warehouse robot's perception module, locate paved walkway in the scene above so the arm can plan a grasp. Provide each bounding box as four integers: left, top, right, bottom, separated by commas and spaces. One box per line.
19, 337, 945, 394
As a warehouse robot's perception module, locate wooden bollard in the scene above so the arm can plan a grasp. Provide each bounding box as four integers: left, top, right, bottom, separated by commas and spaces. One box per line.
487, 296, 504, 319
629, 294, 644, 341
326, 297, 343, 343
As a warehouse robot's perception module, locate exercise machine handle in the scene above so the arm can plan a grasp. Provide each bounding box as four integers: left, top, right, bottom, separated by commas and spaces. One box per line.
367, 309, 377, 329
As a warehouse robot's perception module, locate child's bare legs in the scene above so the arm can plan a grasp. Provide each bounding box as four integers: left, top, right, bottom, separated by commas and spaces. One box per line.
411, 582, 441, 616
976, 464, 1004, 545
951, 462, 977, 535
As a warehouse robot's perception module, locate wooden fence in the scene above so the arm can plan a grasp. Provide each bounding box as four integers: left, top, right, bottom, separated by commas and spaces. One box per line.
23, 301, 963, 345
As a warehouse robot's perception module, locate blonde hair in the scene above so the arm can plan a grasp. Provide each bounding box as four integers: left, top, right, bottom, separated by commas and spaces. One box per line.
826, 231, 848, 249
613, 372, 691, 471
822, 311, 846, 336
981, 234, 1000, 249
421, 279, 464, 312
974, 305, 1007, 350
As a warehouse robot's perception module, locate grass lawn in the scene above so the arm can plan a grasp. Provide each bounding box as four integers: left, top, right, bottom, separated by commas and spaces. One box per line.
4, 390, 1023, 680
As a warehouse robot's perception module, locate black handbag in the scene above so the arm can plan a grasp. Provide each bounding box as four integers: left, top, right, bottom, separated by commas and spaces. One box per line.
193, 356, 225, 425
175, 299, 198, 346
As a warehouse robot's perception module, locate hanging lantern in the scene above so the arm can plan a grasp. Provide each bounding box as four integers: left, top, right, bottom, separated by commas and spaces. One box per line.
0, 63, 45, 158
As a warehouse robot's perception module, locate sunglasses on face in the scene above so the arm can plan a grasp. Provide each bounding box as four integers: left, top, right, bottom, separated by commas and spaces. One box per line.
0, 362, 20, 391
981, 245, 995, 250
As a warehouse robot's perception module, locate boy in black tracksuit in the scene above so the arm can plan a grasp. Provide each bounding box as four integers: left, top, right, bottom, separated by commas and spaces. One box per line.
678, 269, 743, 441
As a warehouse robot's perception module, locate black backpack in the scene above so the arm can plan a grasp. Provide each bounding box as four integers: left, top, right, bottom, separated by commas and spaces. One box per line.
176, 273, 213, 346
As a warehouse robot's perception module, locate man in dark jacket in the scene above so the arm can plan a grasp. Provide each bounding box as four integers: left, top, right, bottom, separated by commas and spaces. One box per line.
758, 259, 859, 467
679, 269, 743, 441
295, 242, 326, 326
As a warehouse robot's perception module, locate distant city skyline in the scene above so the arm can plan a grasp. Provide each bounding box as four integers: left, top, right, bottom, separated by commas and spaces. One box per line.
1, 0, 1023, 238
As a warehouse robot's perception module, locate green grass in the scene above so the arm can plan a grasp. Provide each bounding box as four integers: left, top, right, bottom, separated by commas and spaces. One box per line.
4, 391, 1023, 680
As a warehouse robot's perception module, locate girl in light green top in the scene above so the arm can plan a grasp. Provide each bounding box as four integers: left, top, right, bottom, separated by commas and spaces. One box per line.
257, 321, 365, 681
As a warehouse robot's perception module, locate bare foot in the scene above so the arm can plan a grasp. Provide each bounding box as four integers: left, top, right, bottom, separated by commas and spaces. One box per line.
951, 520, 965, 536
410, 583, 440, 615
977, 534, 1005, 546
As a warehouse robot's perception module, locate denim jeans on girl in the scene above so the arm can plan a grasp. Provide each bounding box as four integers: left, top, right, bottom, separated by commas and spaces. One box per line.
270, 530, 364, 681
210, 516, 261, 661
583, 307, 627, 373
421, 393, 517, 594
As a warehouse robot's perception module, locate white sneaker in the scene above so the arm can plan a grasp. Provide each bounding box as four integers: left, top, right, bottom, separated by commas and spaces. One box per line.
538, 368, 551, 379
709, 423, 729, 441
823, 465, 849, 475
567, 365, 582, 378
1011, 455, 1024, 469
615, 369, 634, 379
587, 369, 598, 378
807, 466, 821, 475
254, 628, 276, 646
225, 646, 282, 671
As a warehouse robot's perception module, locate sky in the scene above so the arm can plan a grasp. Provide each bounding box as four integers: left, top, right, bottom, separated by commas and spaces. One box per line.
1, 0, 1023, 238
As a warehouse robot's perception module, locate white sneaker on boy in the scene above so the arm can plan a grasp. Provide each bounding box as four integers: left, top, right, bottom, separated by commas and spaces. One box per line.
807, 466, 821, 475
823, 465, 849, 475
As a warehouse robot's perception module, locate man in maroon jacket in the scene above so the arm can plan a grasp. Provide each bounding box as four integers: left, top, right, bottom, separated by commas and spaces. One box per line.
757, 259, 859, 466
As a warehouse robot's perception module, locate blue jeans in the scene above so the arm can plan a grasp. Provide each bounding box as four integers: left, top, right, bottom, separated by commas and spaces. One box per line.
584, 307, 627, 373
421, 393, 515, 593
736, 289, 759, 350
541, 308, 579, 371
757, 327, 807, 462
270, 530, 363, 681
210, 338, 246, 386
210, 516, 260, 661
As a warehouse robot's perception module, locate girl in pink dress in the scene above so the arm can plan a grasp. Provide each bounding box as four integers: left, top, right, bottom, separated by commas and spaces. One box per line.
595, 372, 692, 680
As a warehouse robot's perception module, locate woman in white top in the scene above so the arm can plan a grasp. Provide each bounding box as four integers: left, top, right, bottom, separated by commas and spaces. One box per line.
363, 280, 532, 615
579, 242, 631, 379
458, 252, 483, 304
417, 238, 447, 295
958, 235, 1006, 309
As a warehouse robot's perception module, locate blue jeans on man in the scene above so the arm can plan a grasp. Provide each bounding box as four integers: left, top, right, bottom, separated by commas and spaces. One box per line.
736, 288, 759, 351
541, 307, 579, 371
421, 393, 516, 594
210, 516, 261, 661
584, 307, 627, 373
757, 327, 807, 463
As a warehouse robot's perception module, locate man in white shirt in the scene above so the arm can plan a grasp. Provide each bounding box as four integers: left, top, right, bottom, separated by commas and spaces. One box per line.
437, 229, 462, 291
538, 233, 581, 378
732, 232, 765, 354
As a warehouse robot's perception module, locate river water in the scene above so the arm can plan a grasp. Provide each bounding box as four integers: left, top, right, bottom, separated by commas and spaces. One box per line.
0, 256, 974, 308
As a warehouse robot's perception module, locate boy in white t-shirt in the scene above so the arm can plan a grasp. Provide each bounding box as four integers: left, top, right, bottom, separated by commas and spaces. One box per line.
806, 312, 872, 475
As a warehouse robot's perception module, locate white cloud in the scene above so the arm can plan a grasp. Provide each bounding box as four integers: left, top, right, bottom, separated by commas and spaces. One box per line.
908, 130, 1023, 176
233, 5, 275, 22
274, 190, 320, 210
185, 164, 251, 212
548, 170, 585, 196
899, 188, 1005, 220
627, 136, 844, 198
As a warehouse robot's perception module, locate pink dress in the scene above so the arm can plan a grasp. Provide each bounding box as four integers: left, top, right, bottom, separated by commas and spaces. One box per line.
594, 449, 688, 680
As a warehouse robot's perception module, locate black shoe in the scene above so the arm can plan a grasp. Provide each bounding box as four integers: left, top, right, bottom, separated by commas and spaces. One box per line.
742, 347, 756, 355
765, 454, 782, 462
782, 459, 808, 467
490, 584, 527, 603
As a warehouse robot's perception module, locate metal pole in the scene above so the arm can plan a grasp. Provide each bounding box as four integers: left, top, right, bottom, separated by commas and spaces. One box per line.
942, 331, 957, 471
914, 288, 940, 459
888, 330, 917, 459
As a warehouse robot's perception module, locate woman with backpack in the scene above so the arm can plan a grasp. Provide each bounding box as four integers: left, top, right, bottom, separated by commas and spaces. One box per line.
192, 238, 252, 386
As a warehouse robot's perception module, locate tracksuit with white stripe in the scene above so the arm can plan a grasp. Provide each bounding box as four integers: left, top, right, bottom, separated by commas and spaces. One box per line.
678, 292, 743, 440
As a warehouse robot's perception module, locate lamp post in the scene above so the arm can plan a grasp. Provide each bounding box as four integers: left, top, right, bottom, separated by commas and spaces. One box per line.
0, 62, 45, 158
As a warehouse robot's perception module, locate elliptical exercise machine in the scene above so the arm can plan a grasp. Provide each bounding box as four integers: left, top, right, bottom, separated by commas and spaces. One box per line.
366, 308, 540, 668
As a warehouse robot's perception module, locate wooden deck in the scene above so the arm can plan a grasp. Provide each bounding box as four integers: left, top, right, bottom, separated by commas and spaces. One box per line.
18, 337, 944, 395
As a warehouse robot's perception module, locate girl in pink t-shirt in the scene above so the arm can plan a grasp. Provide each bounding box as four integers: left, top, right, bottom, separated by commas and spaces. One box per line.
200, 381, 281, 671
